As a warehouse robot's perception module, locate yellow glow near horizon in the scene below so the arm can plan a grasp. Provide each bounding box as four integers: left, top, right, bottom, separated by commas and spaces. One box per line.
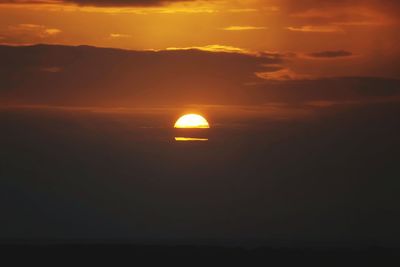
175, 137, 209, 142
174, 114, 210, 129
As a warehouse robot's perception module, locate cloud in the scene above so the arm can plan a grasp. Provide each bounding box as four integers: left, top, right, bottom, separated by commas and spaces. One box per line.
67, 0, 194, 6
226, 8, 258, 13
109, 33, 131, 38
280, 0, 400, 12
165, 45, 252, 55
44, 28, 61, 35
221, 26, 267, 31
1, 44, 399, 108
286, 25, 344, 33
6, 24, 61, 36
256, 68, 315, 81
249, 76, 400, 106
0, 0, 196, 7
40, 66, 63, 73
0, 24, 61, 45
282, 0, 399, 27
0, 44, 282, 106
306, 50, 353, 59
165, 46, 289, 63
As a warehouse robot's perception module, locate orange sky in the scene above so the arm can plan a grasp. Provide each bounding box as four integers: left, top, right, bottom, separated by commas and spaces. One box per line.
0, 0, 399, 78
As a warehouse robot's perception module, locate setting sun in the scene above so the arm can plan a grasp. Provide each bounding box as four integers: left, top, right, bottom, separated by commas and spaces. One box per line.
174, 114, 210, 129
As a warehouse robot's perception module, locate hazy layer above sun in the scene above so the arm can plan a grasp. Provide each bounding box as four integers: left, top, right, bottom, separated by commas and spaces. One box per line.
174, 114, 210, 129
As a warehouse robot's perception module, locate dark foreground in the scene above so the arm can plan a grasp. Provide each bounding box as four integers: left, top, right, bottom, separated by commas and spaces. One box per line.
0, 242, 398, 265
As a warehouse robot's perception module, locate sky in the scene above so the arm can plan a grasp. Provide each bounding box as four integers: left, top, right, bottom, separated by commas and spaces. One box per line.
0, 0, 400, 79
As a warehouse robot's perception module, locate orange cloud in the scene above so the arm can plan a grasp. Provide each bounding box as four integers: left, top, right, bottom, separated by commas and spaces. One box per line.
0, 0, 194, 6
284, 1, 398, 28
221, 26, 267, 31
286, 25, 344, 33
165, 45, 252, 55
44, 28, 61, 35
0, 23, 61, 44
256, 68, 315, 81
109, 33, 131, 38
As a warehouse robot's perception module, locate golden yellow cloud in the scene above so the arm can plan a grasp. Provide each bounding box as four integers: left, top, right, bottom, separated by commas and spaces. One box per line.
221, 26, 267, 31
286, 25, 344, 33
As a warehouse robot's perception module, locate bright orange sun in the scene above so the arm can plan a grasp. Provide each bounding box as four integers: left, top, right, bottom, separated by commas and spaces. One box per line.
174, 114, 210, 129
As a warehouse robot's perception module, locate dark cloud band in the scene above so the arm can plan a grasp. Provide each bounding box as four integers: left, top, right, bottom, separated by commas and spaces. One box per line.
307, 50, 353, 58
0, 0, 194, 6
65, 0, 192, 7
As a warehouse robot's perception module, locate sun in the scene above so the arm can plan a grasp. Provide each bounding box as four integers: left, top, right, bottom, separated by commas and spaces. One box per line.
174, 114, 210, 129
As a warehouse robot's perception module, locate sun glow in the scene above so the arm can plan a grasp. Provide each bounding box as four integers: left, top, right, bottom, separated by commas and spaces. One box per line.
175, 137, 209, 142
174, 114, 210, 129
